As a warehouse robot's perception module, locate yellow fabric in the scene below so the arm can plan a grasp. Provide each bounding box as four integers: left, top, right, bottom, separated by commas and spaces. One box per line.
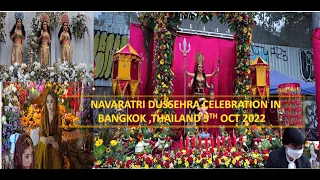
34, 141, 62, 169
112, 80, 117, 95
34, 96, 62, 169
11, 43, 23, 65
117, 56, 131, 80
256, 67, 266, 86
40, 44, 50, 65
265, 87, 270, 98
251, 87, 257, 96
251, 86, 270, 98
61, 44, 72, 64
129, 80, 140, 99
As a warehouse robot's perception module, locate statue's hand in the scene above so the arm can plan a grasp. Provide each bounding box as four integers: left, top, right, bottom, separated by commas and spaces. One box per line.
188, 82, 192, 88
40, 137, 48, 145
52, 141, 59, 151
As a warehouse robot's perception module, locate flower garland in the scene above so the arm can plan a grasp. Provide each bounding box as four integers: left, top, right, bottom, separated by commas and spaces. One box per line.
0, 61, 94, 84
139, 12, 178, 136
70, 13, 89, 39
139, 12, 257, 135
0, 12, 6, 43
214, 12, 256, 134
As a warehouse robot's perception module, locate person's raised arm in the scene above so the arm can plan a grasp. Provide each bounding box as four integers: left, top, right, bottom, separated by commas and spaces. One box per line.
184, 65, 195, 77
206, 67, 219, 78
206, 81, 212, 89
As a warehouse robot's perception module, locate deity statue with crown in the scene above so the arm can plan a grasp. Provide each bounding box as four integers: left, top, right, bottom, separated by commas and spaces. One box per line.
184, 52, 219, 135
9, 12, 26, 65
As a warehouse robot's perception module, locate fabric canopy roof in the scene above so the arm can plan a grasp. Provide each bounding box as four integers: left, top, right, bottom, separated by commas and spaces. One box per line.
269, 70, 316, 95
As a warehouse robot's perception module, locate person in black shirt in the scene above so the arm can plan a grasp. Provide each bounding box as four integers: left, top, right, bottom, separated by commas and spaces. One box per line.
265, 128, 311, 168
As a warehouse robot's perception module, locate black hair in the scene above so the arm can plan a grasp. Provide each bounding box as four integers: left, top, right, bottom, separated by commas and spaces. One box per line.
58, 22, 72, 45
282, 128, 306, 146
192, 63, 206, 91
37, 21, 51, 45
9, 19, 26, 41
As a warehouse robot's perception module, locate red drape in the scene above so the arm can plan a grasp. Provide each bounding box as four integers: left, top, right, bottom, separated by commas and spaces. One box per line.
128, 24, 154, 125
128, 24, 236, 136
172, 34, 236, 136
312, 28, 320, 141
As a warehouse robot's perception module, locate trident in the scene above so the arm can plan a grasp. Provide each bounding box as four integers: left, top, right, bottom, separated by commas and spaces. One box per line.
179, 37, 191, 135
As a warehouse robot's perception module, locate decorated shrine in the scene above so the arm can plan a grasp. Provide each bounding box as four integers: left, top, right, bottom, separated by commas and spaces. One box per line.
112, 43, 141, 99
250, 56, 270, 99
277, 83, 303, 126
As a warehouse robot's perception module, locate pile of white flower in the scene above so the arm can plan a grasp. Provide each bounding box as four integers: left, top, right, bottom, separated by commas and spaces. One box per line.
0, 61, 94, 85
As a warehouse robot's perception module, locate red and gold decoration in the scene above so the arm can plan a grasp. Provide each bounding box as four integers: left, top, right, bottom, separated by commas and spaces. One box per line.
278, 83, 303, 126
139, 12, 257, 133
112, 43, 141, 99
139, 12, 176, 134
250, 56, 270, 99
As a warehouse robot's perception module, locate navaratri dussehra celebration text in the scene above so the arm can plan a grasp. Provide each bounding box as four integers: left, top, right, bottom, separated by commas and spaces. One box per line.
91, 99, 281, 125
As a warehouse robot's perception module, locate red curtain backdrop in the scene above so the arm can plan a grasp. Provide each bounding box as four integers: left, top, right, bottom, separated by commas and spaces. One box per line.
128, 24, 154, 124
128, 24, 236, 136
172, 34, 236, 136
312, 28, 320, 141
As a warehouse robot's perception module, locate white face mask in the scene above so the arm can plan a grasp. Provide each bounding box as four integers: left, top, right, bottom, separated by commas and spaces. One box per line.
287, 147, 304, 160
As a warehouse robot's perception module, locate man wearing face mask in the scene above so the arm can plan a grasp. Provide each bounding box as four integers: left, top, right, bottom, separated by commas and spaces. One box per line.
265, 128, 311, 168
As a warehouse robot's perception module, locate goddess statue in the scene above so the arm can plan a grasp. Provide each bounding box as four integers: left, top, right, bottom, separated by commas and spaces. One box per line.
9, 12, 25, 65
37, 13, 51, 65
58, 13, 72, 63
184, 52, 219, 134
